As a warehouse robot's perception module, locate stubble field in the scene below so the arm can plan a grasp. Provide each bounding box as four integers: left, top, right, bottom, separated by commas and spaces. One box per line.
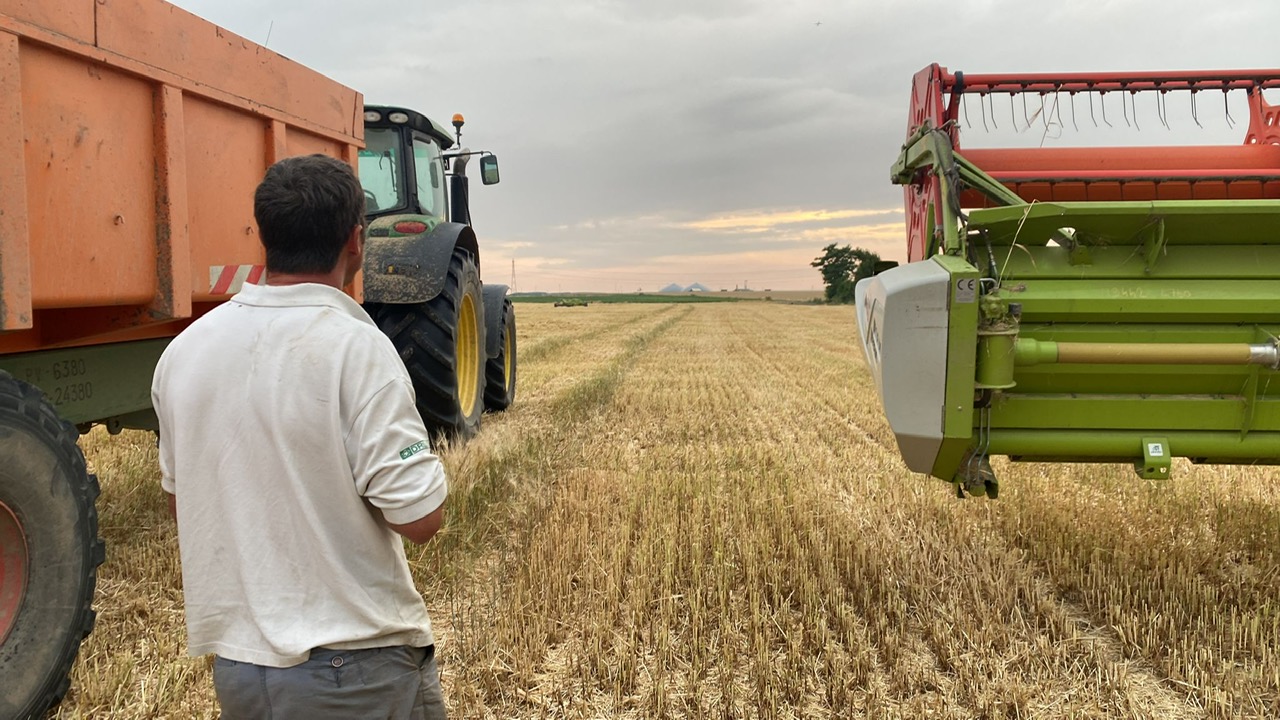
54, 302, 1280, 719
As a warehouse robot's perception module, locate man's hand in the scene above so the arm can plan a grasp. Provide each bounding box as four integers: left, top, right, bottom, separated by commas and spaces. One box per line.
387, 505, 444, 545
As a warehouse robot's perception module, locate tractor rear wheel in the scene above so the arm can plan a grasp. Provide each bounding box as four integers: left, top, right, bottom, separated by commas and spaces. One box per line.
0, 373, 104, 720
373, 248, 486, 440
484, 298, 517, 411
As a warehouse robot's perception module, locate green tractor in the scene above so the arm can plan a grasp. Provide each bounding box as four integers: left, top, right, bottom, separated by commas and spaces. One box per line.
358, 106, 516, 438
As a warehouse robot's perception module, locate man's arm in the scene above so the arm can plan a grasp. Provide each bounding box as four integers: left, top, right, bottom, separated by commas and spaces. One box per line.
167, 491, 176, 520
349, 373, 448, 544
387, 504, 445, 544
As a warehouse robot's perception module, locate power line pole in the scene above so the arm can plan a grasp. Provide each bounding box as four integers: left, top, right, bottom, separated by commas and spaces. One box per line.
510, 259, 516, 293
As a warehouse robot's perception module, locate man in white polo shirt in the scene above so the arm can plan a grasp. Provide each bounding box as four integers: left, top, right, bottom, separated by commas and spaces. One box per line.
152, 154, 448, 719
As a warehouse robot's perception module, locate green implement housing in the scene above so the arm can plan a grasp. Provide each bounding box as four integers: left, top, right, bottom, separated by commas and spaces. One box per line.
855, 64, 1280, 496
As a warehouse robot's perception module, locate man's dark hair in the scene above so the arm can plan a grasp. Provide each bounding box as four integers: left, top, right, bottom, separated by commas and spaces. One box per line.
254, 154, 365, 274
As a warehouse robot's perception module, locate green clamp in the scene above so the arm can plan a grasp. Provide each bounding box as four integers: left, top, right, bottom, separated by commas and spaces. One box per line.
1135, 437, 1172, 480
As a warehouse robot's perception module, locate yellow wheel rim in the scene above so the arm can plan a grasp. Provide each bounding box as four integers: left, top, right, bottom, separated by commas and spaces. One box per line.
458, 293, 480, 417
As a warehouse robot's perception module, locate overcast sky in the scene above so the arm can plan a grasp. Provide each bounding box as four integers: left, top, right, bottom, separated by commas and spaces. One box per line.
171, 0, 1280, 292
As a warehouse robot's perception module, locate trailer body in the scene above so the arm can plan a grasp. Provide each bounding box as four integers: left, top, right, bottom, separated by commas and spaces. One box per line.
0, 0, 363, 427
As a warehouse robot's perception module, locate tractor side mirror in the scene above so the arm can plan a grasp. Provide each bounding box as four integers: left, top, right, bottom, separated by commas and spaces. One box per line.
480, 154, 500, 185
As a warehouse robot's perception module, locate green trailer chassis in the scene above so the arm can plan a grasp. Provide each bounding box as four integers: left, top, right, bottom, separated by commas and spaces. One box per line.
0, 339, 168, 431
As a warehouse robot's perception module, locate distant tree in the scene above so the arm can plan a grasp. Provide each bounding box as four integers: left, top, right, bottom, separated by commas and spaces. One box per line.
811, 244, 881, 304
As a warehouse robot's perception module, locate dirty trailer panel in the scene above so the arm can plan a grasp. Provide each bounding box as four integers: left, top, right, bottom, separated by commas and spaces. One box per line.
0, 0, 362, 425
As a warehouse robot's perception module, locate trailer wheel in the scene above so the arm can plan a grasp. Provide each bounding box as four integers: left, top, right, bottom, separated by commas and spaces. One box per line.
0, 373, 103, 720
374, 248, 486, 439
484, 299, 517, 412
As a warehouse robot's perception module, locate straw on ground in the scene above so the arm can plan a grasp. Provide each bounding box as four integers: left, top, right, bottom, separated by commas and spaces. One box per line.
54, 302, 1280, 719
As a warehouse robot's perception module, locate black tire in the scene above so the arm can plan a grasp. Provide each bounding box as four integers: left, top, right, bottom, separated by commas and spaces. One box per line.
373, 248, 486, 440
0, 373, 103, 720
483, 298, 517, 412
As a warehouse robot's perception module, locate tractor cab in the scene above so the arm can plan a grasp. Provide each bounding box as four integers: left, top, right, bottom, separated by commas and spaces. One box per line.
355, 106, 513, 441
358, 105, 499, 226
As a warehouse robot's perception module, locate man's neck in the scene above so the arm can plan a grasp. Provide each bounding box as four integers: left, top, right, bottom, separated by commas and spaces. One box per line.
264, 265, 348, 290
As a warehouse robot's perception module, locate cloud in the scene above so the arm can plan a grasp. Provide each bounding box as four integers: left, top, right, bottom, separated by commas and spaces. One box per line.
171, 0, 1280, 291
680, 207, 902, 233
492, 240, 538, 251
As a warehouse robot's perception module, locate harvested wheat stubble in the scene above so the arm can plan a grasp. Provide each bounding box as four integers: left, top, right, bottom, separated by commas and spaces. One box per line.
57, 303, 1278, 719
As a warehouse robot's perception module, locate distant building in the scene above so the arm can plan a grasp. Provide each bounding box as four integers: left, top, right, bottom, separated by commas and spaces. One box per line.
659, 282, 711, 293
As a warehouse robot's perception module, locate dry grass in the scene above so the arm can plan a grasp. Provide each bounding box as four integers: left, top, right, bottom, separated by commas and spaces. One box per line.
52, 302, 1280, 718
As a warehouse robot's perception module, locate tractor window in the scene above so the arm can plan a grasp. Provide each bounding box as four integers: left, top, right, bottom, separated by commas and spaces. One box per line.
412, 136, 447, 218
358, 128, 404, 214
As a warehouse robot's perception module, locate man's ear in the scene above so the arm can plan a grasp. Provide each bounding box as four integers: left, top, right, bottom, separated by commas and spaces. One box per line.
345, 224, 364, 255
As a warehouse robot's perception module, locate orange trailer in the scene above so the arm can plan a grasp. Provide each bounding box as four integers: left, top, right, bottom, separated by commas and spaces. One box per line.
0, 1, 363, 715
0, 0, 363, 352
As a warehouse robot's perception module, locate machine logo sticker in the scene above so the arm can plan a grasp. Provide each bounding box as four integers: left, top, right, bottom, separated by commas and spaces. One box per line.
864, 296, 882, 368
954, 277, 977, 304
399, 440, 429, 460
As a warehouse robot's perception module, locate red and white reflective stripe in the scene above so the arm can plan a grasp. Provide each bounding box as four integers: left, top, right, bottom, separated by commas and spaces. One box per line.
209, 264, 266, 295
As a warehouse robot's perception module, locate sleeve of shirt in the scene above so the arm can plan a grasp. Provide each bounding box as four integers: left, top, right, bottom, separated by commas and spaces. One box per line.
346, 377, 448, 526
151, 364, 177, 495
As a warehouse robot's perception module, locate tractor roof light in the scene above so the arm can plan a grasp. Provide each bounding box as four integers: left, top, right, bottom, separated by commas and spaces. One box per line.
388, 112, 410, 124
363, 110, 382, 123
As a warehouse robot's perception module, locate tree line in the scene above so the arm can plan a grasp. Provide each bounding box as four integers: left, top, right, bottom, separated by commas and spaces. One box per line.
811, 244, 882, 304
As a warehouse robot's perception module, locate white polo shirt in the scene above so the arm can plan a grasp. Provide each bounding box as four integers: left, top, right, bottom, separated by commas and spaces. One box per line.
152, 282, 447, 667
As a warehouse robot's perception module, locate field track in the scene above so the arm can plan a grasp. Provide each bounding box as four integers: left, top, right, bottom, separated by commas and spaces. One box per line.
60, 302, 1279, 719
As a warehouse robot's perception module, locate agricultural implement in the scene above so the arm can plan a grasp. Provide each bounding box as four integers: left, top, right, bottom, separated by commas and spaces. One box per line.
0, 0, 513, 716
857, 63, 1280, 497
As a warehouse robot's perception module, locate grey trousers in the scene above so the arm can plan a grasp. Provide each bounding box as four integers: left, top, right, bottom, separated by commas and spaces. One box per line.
213, 645, 446, 719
